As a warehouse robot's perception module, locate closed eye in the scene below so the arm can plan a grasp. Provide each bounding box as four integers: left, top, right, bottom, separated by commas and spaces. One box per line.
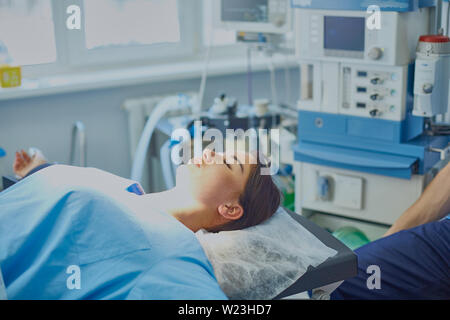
224, 155, 243, 173
223, 155, 232, 171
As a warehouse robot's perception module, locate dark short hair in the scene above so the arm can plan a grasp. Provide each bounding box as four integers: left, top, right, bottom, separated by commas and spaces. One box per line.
210, 162, 281, 232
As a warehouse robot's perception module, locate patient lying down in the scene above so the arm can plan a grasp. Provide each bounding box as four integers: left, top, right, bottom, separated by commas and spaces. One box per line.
12, 148, 280, 233
0, 149, 281, 300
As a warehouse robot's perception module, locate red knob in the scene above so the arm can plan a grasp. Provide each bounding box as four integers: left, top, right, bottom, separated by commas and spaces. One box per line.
419, 35, 450, 43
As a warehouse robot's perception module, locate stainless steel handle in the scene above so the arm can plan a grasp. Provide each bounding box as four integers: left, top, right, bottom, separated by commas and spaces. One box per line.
70, 121, 87, 167
428, 144, 450, 161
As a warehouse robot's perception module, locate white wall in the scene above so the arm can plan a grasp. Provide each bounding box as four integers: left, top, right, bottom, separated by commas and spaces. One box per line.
0, 69, 299, 179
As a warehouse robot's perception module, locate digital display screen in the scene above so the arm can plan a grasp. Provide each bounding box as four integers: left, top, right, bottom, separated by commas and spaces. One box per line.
324, 16, 365, 51
221, 0, 269, 23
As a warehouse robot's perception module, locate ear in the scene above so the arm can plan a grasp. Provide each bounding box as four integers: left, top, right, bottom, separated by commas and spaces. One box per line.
217, 202, 244, 221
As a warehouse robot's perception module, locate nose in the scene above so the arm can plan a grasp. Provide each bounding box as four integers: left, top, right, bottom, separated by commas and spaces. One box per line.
202, 149, 216, 164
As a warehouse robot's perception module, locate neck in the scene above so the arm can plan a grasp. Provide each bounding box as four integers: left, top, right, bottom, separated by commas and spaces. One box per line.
142, 187, 212, 232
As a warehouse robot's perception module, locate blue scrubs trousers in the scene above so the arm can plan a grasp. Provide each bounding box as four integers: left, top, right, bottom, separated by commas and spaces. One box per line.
331, 218, 450, 300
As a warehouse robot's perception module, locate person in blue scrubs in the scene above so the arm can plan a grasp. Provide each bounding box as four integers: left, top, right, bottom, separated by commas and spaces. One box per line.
331, 162, 450, 300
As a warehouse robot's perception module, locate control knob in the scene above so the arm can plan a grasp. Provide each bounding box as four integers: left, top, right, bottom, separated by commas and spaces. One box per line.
370, 77, 383, 85
369, 109, 381, 117
370, 93, 382, 101
422, 83, 434, 94
273, 15, 286, 27
368, 47, 383, 60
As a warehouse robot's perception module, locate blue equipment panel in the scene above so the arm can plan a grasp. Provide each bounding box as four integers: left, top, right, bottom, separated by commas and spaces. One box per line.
298, 111, 425, 144
294, 142, 418, 179
296, 111, 449, 179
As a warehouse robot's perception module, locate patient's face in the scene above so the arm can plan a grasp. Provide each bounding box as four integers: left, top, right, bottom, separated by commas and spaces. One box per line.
176, 149, 254, 207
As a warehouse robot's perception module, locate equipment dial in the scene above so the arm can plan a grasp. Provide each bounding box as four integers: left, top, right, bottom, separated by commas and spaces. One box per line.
369, 109, 381, 117
368, 47, 383, 60
273, 15, 286, 27
422, 83, 434, 94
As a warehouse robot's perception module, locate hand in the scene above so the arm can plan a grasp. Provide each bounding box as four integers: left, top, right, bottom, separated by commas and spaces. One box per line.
13, 150, 32, 178
13, 149, 47, 179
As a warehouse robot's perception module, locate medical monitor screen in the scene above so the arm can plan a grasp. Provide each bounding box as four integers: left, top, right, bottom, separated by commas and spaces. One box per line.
221, 0, 269, 23
324, 16, 365, 51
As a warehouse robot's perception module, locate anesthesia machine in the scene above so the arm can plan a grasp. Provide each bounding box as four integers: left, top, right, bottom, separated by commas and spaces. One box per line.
291, 0, 450, 235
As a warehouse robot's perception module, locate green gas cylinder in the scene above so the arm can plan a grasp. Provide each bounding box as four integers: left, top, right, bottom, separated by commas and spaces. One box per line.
332, 226, 370, 250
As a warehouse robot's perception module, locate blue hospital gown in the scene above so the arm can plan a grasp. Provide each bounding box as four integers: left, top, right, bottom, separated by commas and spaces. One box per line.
0, 165, 227, 300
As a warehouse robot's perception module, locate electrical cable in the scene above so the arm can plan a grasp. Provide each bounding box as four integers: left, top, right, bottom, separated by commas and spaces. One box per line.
198, 15, 215, 115
247, 46, 254, 106
267, 55, 278, 107
284, 55, 291, 106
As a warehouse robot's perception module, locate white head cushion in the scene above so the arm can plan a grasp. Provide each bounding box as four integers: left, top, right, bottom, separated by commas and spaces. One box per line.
195, 207, 337, 300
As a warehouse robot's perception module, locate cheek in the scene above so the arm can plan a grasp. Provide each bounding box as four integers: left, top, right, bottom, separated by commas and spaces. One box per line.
196, 169, 238, 204
176, 165, 240, 205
